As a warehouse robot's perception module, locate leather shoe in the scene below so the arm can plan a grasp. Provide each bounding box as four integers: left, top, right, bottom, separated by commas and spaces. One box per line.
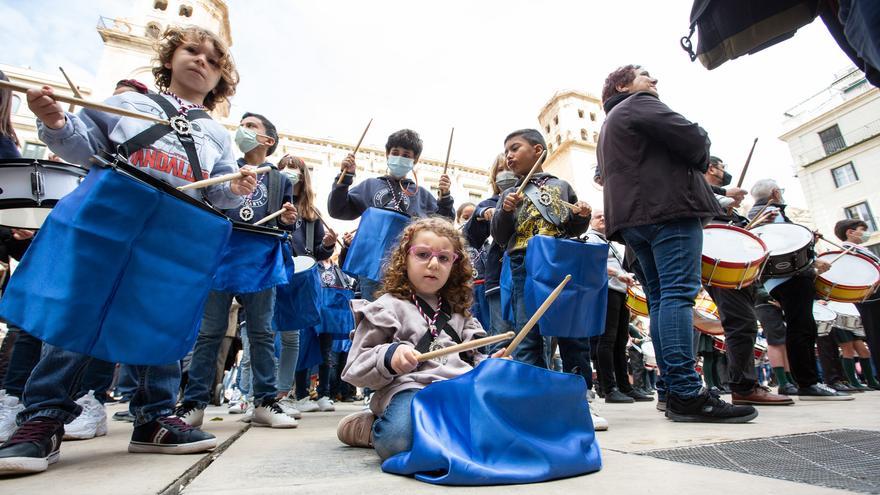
604, 388, 635, 404
626, 389, 655, 402
732, 385, 794, 406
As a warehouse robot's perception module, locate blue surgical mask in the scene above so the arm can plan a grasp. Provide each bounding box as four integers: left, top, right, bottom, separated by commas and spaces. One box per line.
283, 169, 301, 186
861, 231, 871, 243
387, 155, 414, 178
235, 126, 260, 153
495, 171, 518, 191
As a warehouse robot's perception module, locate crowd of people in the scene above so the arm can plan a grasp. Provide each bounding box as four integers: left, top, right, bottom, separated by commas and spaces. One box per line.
0, 23, 877, 478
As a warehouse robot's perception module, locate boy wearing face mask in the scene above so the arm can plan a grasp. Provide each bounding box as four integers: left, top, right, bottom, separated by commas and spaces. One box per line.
328, 129, 455, 299
175, 112, 301, 430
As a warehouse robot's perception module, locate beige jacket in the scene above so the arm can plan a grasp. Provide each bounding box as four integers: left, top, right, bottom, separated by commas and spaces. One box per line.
342, 293, 487, 415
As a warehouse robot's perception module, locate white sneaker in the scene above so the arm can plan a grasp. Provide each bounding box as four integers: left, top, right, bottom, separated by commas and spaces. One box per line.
227, 399, 249, 415
252, 401, 298, 428
64, 390, 108, 440
295, 397, 320, 413
589, 402, 609, 431
316, 396, 335, 412
173, 403, 205, 427
0, 390, 24, 442
276, 396, 303, 419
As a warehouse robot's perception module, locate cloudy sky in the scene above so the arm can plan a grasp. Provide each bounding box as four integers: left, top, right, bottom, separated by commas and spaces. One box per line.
1, 0, 856, 207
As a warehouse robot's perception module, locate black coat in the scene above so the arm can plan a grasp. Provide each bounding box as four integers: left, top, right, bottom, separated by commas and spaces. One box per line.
597, 92, 722, 242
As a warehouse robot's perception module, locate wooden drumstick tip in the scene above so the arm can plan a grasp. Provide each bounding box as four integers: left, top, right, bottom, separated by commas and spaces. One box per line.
502, 274, 571, 358
416, 331, 515, 363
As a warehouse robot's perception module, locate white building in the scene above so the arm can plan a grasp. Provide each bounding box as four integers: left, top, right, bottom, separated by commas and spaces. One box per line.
4, 0, 490, 234
779, 67, 880, 257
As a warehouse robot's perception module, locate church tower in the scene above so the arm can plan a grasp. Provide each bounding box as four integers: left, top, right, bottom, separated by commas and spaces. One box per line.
93, 0, 233, 117
536, 90, 605, 209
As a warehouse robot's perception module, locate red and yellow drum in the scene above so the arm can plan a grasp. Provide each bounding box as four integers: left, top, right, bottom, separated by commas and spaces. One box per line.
701, 224, 768, 289
814, 251, 880, 303
626, 284, 649, 317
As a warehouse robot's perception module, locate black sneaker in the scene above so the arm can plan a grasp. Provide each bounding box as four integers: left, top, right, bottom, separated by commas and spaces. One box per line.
0, 418, 64, 475
113, 410, 135, 422
666, 390, 758, 423
797, 383, 855, 401
830, 381, 859, 393
626, 389, 655, 402
128, 416, 217, 454
778, 382, 799, 396
604, 388, 635, 404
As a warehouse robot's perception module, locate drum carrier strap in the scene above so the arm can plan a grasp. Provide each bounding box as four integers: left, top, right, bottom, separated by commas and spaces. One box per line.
265, 169, 286, 229
521, 182, 564, 227
304, 220, 315, 257
412, 296, 473, 365
117, 94, 212, 198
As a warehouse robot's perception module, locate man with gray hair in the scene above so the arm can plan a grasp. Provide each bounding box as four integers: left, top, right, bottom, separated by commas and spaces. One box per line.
748, 180, 849, 400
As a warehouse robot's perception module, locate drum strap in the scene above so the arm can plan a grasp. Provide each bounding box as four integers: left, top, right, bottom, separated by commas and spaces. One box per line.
521, 183, 563, 227
266, 169, 284, 228
304, 220, 315, 257
118, 94, 211, 185
412, 296, 471, 364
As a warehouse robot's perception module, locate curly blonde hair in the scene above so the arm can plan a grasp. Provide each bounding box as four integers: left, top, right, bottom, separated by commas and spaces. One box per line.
152, 25, 239, 110
378, 217, 474, 316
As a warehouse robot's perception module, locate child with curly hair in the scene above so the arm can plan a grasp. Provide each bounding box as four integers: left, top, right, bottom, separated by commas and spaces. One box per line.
336, 217, 504, 459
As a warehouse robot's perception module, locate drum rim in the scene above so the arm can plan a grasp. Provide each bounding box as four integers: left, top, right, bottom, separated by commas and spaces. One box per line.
231, 221, 288, 238
750, 222, 814, 254
366, 205, 411, 219
0, 158, 89, 174
815, 251, 880, 289
702, 224, 769, 268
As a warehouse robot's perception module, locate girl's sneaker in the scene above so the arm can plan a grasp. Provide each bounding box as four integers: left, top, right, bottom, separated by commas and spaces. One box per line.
316, 396, 335, 412
294, 397, 320, 413
276, 395, 303, 419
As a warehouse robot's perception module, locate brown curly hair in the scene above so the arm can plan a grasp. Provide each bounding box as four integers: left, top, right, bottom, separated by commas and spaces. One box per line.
601, 64, 640, 104
152, 25, 239, 110
378, 217, 474, 316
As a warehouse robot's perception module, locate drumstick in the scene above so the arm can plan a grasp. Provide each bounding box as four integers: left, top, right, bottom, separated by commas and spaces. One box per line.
177, 166, 272, 191
503, 274, 571, 358
515, 150, 548, 196
828, 245, 856, 265
744, 201, 774, 230
816, 234, 847, 251
59, 67, 84, 113
315, 211, 346, 249
442, 127, 454, 174
253, 208, 285, 226
559, 200, 579, 212
416, 331, 515, 363
0, 79, 168, 126
735, 137, 759, 188
337, 118, 373, 185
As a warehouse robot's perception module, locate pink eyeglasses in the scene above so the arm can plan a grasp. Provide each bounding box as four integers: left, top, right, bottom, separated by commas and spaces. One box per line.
408, 245, 459, 266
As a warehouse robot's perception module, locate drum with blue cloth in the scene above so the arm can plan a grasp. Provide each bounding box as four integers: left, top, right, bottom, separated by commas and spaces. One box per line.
524, 235, 608, 338
212, 222, 287, 294
0, 158, 88, 229
500, 253, 514, 324
317, 284, 355, 338
274, 241, 322, 331
0, 152, 232, 365
342, 207, 409, 281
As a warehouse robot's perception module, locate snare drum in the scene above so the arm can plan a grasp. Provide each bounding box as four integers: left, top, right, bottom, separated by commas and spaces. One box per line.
641, 340, 657, 368
826, 301, 865, 336
0, 158, 88, 229
750, 223, 815, 278
813, 302, 837, 337
701, 224, 768, 289
814, 251, 880, 303
626, 284, 649, 317
342, 207, 409, 281
693, 291, 723, 335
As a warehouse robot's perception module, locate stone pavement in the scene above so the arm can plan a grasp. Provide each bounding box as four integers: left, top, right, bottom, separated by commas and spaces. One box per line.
1, 393, 879, 494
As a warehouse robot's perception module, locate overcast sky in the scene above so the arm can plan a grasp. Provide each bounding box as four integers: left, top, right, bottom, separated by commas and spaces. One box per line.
2, 0, 856, 207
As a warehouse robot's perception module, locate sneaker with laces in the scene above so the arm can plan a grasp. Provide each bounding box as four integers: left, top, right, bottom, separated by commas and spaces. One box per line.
336, 410, 375, 447
227, 399, 249, 415
128, 416, 216, 454
587, 402, 609, 431
797, 383, 855, 401
174, 402, 205, 427
295, 397, 320, 413
252, 400, 298, 428
316, 396, 335, 412
666, 390, 758, 423
112, 410, 135, 423
64, 391, 108, 440
276, 396, 302, 419
0, 418, 64, 475
0, 390, 25, 443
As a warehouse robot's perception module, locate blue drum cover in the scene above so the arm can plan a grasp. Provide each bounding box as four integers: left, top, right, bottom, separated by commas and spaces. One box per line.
316, 287, 355, 338
342, 207, 409, 281
332, 337, 352, 353
296, 326, 323, 372
211, 227, 286, 294
382, 358, 602, 485
0, 166, 231, 365
471, 283, 490, 331
273, 242, 322, 331
499, 254, 514, 323
524, 236, 608, 338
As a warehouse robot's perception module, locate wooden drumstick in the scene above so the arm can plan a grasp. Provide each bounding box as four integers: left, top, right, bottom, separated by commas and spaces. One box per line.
442, 127, 454, 175
337, 118, 373, 185
816, 234, 847, 251
503, 274, 571, 358
177, 166, 272, 191
515, 150, 548, 196
0, 79, 168, 126
416, 331, 515, 363
559, 200, 579, 212
315, 211, 346, 249
735, 137, 758, 188
828, 245, 856, 265
253, 208, 285, 226
744, 201, 775, 230
59, 67, 84, 113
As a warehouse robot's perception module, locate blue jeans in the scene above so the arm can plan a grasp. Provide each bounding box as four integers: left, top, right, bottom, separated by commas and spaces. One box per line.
373, 389, 416, 460
276, 330, 300, 394
115, 364, 138, 399
509, 252, 546, 367
621, 218, 704, 399
185, 288, 277, 407
485, 290, 513, 355
294, 333, 333, 399
236, 331, 252, 399
19, 344, 179, 426
2, 329, 42, 398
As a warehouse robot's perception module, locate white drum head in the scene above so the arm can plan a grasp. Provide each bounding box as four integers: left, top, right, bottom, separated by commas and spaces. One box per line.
630, 285, 645, 299
816, 252, 880, 287
826, 301, 860, 318
0, 208, 52, 230
750, 223, 813, 255
812, 302, 837, 322
703, 226, 766, 263
293, 256, 316, 273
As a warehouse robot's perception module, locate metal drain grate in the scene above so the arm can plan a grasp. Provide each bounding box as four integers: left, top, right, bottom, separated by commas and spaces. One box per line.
639, 429, 880, 494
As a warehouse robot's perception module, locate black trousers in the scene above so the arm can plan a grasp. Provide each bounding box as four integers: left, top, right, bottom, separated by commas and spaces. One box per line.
597, 290, 632, 394
856, 293, 880, 377
770, 274, 820, 387
558, 337, 594, 390
704, 284, 758, 394
816, 334, 845, 384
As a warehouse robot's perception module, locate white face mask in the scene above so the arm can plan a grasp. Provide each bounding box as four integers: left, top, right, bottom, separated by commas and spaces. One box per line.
860, 231, 871, 243
283, 169, 301, 186
495, 171, 518, 191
